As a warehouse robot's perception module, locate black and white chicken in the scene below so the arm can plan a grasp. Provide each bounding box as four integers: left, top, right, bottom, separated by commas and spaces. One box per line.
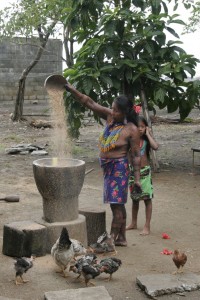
81, 263, 106, 287
51, 227, 87, 278
14, 255, 35, 285
99, 257, 122, 281
70, 253, 98, 279
89, 232, 116, 255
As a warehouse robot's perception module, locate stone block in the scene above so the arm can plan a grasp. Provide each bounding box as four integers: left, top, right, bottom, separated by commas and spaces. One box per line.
44, 286, 112, 300
2, 221, 47, 257
79, 208, 106, 246
136, 273, 200, 297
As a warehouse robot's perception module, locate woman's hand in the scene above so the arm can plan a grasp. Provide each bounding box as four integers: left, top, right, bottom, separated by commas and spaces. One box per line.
64, 81, 74, 92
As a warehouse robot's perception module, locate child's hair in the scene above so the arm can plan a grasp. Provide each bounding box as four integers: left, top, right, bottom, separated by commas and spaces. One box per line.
138, 116, 151, 158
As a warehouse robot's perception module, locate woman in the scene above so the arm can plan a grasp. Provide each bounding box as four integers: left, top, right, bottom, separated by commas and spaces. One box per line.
65, 82, 141, 246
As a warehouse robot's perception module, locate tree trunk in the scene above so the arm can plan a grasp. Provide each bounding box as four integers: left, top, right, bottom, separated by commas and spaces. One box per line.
140, 83, 160, 172
123, 78, 134, 101
13, 76, 26, 120
64, 25, 74, 68
12, 22, 57, 121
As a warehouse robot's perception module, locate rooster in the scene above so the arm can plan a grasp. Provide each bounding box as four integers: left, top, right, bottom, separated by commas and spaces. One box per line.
99, 257, 122, 281
51, 227, 87, 278
172, 249, 187, 274
14, 255, 35, 285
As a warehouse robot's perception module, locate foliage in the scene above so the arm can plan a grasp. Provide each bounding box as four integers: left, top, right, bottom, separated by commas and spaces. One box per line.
63, 0, 200, 137
0, 0, 72, 121
184, 0, 200, 32
0, 0, 71, 39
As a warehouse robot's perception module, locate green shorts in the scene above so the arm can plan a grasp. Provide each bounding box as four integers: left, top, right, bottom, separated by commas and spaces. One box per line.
129, 165, 153, 202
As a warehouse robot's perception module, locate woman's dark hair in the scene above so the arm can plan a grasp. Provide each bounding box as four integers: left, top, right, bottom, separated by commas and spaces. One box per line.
138, 116, 151, 158
114, 95, 138, 127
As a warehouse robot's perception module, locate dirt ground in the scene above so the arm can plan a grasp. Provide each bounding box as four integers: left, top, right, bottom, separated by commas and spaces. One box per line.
0, 107, 200, 300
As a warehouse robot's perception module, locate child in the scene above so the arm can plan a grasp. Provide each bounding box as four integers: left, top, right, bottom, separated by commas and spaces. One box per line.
126, 116, 159, 235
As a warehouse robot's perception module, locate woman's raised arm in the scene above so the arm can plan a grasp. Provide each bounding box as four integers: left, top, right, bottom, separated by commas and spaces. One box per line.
65, 82, 111, 120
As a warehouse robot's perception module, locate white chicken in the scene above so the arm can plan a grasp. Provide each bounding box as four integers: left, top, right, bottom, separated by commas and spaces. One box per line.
51, 227, 87, 278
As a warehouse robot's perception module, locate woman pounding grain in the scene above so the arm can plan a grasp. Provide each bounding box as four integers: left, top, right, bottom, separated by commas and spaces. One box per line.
65, 83, 141, 246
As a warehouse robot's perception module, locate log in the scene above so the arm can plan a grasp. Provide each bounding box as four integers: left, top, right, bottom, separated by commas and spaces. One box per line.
79, 208, 106, 246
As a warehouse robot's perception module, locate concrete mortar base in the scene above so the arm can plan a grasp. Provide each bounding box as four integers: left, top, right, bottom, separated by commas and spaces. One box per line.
39, 214, 88, 253
2, 215, 87, 257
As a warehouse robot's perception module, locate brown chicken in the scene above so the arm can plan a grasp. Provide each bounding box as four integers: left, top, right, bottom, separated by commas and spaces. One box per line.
172, 249, 187, 274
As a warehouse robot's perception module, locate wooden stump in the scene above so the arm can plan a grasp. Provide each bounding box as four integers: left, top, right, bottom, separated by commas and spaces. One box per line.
79, 208, 106, 246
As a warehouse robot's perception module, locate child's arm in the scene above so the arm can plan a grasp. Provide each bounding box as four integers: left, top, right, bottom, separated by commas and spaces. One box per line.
145, 127, 159, 150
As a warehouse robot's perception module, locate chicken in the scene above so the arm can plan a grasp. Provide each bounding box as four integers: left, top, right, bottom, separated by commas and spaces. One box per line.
172, 249, 187, 274
89, 232, 116, 255
14, 255, 35, 285
99, 257, 122, 281
81, 263, 106, 287
51, 227, 87, 278
70, 253, 98, 279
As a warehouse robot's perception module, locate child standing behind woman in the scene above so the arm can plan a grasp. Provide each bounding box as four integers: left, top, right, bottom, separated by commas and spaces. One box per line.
126, 116, 159, 235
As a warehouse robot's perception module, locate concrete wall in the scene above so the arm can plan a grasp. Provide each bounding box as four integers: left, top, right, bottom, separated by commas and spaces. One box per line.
0, 38, 62, 114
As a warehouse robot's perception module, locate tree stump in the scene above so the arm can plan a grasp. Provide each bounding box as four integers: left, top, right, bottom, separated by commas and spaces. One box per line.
79, 208, 106, 246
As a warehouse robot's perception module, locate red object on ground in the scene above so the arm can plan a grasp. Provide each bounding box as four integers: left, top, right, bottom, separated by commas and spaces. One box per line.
161, 248, 173, 255
162, 233, 170, 239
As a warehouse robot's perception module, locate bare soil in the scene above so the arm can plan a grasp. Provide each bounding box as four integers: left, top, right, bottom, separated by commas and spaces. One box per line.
0, 107, 200, 300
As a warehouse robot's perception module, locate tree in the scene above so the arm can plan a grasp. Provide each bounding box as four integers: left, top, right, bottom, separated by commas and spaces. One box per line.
0, 0, 71, 121
64, 0, 200, 141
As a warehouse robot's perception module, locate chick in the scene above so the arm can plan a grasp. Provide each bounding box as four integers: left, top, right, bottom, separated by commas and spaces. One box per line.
81, 263, 106, 287
14, 255, 35, 285
172, 249, 187, 274
70, 253, 98, 279
51, 227, 87, 278
99, 257, 122, 281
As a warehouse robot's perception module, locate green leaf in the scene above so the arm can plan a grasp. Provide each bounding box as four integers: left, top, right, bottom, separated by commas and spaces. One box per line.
168, 19, 186, 26
146, 72, 159, 81
166, 26, 179, 38
174, 72, 183, 81
82, 77, 93, 94
64, 68, 77, 77
167, 40, 183, 46
154, 88, 166, 103
167, 99, 179, 113
179, 100, 192, 120
161, 1, 168, 14
155, 33, 166, 46
104, 20, 116, 36
173, 3, 178, 11
100, 76, 113, 86
184, 65, 195, 76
